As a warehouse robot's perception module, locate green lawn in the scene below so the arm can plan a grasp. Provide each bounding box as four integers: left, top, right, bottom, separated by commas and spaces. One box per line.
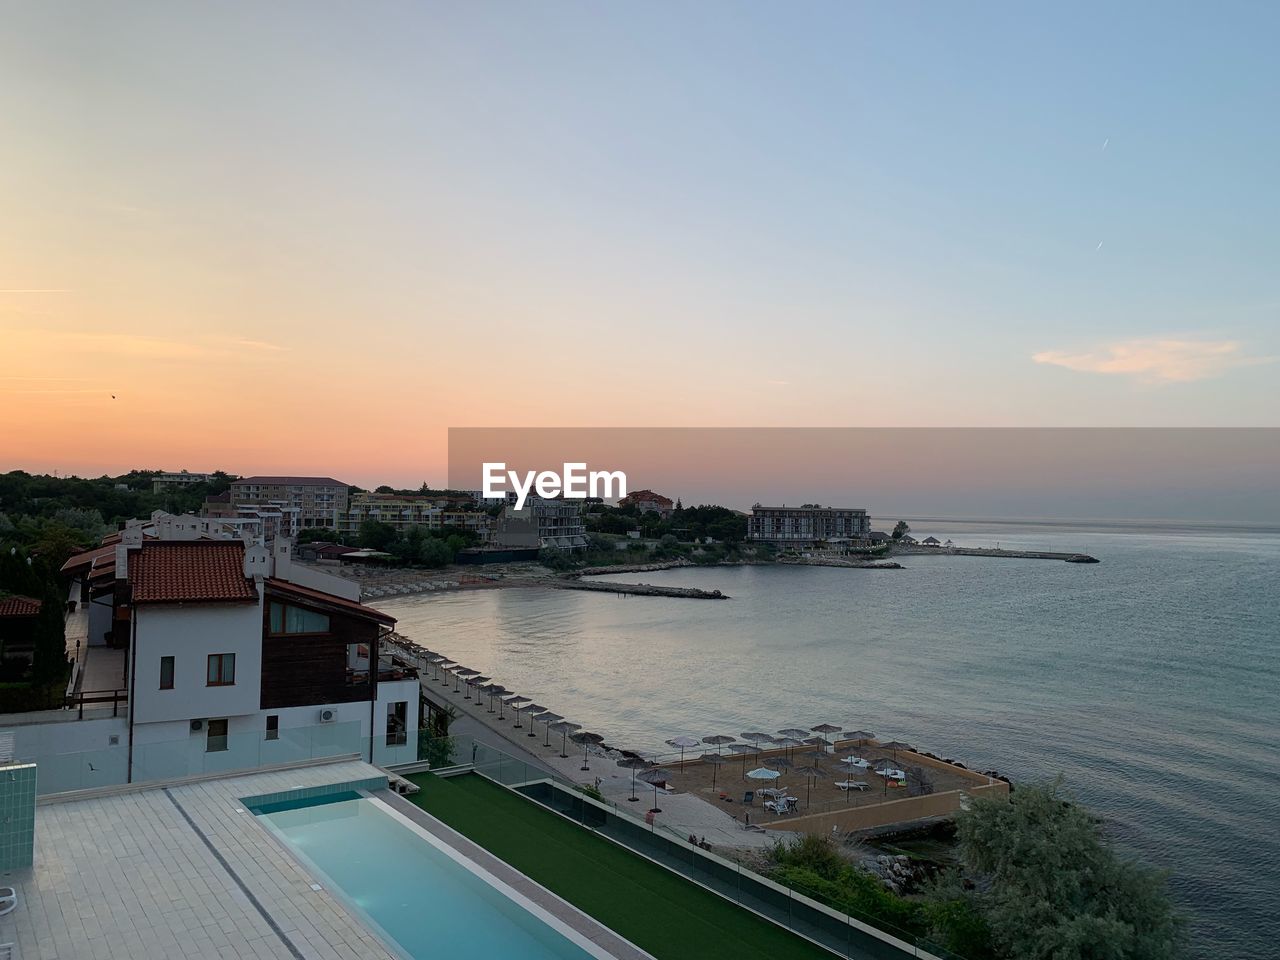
405, 772, 832, 960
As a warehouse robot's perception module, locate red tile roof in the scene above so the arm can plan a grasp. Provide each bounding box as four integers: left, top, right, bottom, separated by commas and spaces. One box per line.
59, 543, 118, 575
622, 489, 674, 507
264, 578, 396, 626
130, 541, 257, 604
0, 595, 42, 618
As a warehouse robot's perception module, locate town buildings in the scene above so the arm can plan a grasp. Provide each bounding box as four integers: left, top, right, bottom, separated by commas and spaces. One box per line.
747, 504, 871, 547
150, 469, 219, 493
491, 497, 588, 551
229, 475, 350, 528
336, 491, 492, 541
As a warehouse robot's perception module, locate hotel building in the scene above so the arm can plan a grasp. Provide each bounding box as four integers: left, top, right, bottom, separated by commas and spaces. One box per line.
229, 475, 350, 528
747, 504, 871, 547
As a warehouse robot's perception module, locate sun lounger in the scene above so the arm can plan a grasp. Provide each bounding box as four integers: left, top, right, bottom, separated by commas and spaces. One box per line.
764, 797, 797, 814
0, 886, 16, 916
835, 780, 869, 791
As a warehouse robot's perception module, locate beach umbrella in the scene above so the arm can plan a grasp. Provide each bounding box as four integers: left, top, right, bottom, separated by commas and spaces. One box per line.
454, 667, 479, 695
467, 675, 491, 701
423, 654, 446, 680
810, 723, 842, 746
665, 736, 701, 765
481, 684, 506, 713
699, 753, 726, 790
741, 731, 776, 745
764, 756, 792, 771
549, 720, 580, 758
794, 764, 827, 806
701, 734, 736, 755
880, 740, 914, 762
536, 711, 563, 746
571, 731, 605, 772
435, 660, 456, 684
501, 693, 529, 722
746, 767, 781, 783
729, 742, 761, 778
516, 702, 544, 733
844, 729, 875, 746
777, 728, 809, 740
617, 755, 652, 801
637, 767, 672, 814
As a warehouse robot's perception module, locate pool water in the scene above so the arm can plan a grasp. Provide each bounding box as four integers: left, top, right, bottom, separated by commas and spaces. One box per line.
255, 791, 603, 960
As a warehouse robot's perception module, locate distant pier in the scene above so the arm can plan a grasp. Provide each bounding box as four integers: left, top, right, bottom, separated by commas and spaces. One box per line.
891, 545, 1099, 563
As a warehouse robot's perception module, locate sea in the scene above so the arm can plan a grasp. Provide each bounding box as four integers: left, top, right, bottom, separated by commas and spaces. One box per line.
376, 518, 1280, 959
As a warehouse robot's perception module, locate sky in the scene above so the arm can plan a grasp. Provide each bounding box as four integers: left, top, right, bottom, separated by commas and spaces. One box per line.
2, 2, 1278, 492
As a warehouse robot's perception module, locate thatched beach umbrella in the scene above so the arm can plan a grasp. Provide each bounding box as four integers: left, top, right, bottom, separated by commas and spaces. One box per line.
665, 736, 701, 765
571, 731, 605, 772
435, 660, 457, 684
844, 729, 875, 746
466, 675, 490, 700
764, 755, 792, 772
501, 693, 529, 722
777, 728, 809, 740
480, 683, 505, 713
741, 731, 776, 746
729, 742, 761, 779
773, 736, 804, 760
515, 702, 544, 732
699, 752, 726, 790
617, 755, 652, 801
454, 667, 479, 695
423, 653, 446, 680
637, 767, 672, 814
702, 734, 736, 756
549, 720, 580, 758
794, 764, 827, 806
810, 723, 842, 746
537, 711, 563, 747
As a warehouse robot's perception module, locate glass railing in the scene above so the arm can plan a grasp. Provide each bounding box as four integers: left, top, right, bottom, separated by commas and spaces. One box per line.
411, 735, 970, 960
25, 720, 365, 796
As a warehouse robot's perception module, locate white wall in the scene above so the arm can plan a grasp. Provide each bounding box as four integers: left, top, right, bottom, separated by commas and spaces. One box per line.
131, 602, 263, 724
0, 715, 129, 794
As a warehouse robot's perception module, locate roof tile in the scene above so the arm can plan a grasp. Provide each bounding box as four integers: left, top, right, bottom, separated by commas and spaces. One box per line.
130, 542, 257, 604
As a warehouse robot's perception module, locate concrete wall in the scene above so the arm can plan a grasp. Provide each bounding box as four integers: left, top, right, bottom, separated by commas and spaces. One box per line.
131, 602, 264, 724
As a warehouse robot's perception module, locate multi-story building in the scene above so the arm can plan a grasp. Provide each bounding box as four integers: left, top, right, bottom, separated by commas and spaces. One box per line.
747, 504, 870, 547
619, 489, 675, 519
229, 475, 349, 529
150, 470, 219, 493
336, 492, 493, 541
492, 497, 588, 551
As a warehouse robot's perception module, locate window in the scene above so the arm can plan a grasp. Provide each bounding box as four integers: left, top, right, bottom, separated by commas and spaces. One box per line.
206, 718, 228, 752
265, 715, 279, 741
268, 602, 330, 635
386, 700, 408, 747
207, 653, 236, 686
159, 656, 174, 690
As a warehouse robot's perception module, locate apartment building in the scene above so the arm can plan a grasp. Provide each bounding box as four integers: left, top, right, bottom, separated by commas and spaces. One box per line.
336, 492, 493, 541
492, 497, 588, 551
150, 470, 218, 493
747, 504, 871, 547
229, 475, 349, 528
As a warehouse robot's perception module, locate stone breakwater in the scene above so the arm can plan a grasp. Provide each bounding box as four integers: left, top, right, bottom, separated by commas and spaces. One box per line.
777, 557, 903, 570
551, 579, 728, 599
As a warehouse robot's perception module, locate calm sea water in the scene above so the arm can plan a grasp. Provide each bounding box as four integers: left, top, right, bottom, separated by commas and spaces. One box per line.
377, 519, 1280, 959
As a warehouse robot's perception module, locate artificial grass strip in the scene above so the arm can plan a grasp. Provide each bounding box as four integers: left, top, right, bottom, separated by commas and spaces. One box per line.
406, 772, 832, 960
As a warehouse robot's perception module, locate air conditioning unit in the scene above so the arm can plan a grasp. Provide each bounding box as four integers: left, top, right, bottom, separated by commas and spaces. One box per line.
318, 708, 336, 724
190, 719, 204, 732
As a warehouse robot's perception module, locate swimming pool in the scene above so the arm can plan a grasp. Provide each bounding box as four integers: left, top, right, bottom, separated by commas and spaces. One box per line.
254, 790, 610, 960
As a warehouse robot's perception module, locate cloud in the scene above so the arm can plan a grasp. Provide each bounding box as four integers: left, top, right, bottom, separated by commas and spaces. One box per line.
1032, 338, 1275, 384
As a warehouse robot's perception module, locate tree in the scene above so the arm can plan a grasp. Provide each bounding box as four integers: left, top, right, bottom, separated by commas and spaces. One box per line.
892, 520, 910, 540
358, 519, 398, 551
953, 782, 1185, 959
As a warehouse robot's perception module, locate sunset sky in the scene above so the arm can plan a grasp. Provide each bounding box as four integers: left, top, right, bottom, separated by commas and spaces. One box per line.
3, 2, 1278, 489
